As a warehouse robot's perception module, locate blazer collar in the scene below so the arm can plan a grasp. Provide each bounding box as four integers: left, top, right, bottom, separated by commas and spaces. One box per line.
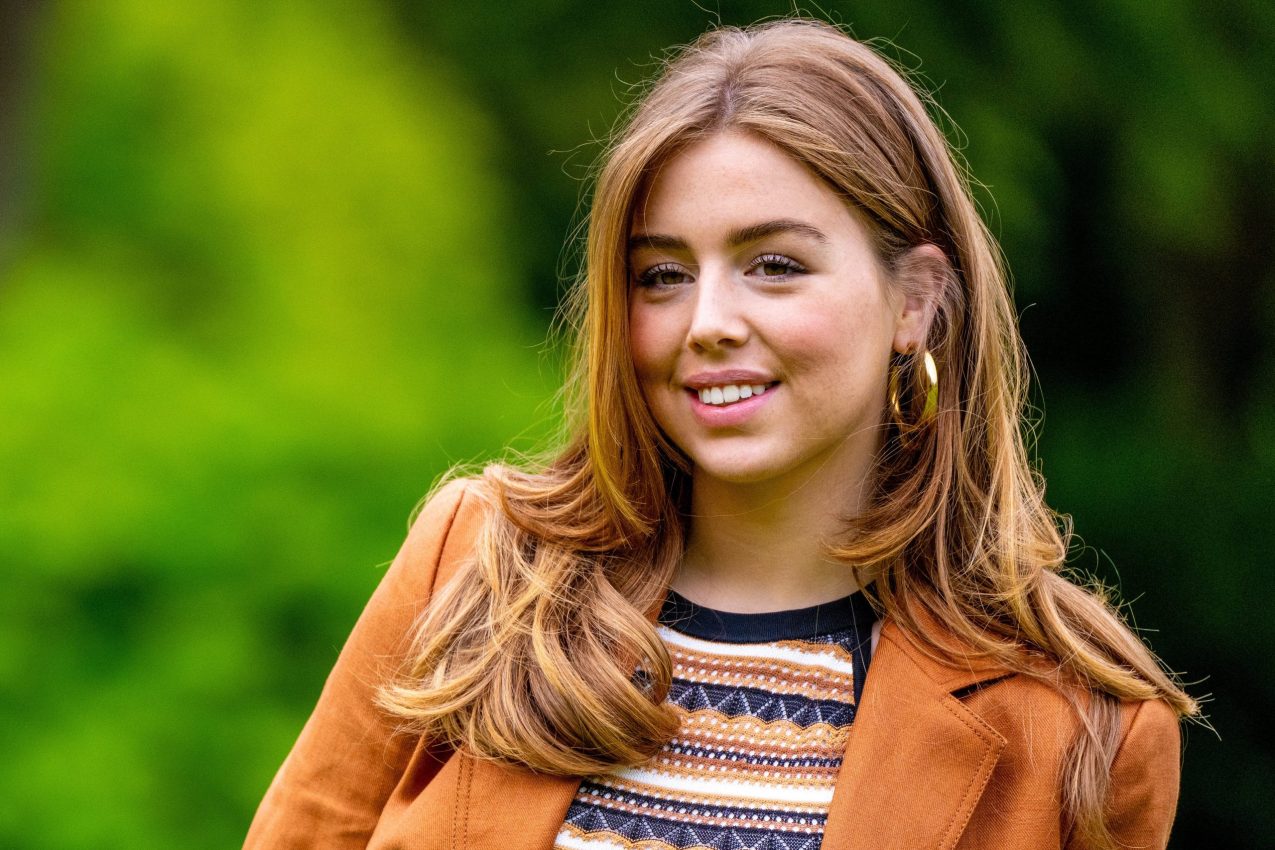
458, 613, 1010, 850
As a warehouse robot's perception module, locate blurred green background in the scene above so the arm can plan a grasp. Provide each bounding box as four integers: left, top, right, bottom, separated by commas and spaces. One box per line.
1, 1, 1270, 847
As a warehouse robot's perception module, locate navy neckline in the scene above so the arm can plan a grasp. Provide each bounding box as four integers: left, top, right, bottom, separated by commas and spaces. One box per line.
659, 586, 878, 644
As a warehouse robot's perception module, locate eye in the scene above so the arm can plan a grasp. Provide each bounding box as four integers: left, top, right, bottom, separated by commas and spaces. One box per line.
635, 262, 692, 289
747, 253, 807, 280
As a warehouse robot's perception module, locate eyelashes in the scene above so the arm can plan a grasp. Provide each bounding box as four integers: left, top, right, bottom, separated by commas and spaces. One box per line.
748, 253, 808, 278
634, 254, 809, 288
635, 262, 691, 289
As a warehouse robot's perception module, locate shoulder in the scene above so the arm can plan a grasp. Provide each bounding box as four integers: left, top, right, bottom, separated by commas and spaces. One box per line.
963, 677, 1181, 849
1103, 696, 1182, 845
913, 628, 1183, 763
932, 647, 1182, 848
401, 476, 492, 589
1114, 691, 1181, 747
370, 476, 493, 616
407, 476, 488, 545
962, 671, 1179, 756
883, 615, 1183, 777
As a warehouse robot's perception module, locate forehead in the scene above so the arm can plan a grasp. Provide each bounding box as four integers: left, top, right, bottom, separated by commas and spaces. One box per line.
629, 131, 859, 239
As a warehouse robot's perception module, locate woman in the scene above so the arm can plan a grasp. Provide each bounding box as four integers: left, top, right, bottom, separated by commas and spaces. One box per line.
245, 19, 1195, 850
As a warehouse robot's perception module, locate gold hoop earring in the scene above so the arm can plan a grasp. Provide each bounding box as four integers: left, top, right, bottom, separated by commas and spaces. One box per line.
889, 349, 939, 446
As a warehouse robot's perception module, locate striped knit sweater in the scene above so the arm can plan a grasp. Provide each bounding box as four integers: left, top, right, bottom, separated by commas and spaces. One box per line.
554, 588, 877, 850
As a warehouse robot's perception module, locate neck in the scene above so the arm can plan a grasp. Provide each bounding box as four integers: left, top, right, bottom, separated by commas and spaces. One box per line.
674, 452, 877, 613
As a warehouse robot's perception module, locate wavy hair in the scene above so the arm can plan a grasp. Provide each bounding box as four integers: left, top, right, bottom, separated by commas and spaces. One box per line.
380, 19, 1196, 848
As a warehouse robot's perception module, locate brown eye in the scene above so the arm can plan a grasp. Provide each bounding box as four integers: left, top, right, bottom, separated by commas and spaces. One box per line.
637, 263, 691, 288
750, 253, 807, 280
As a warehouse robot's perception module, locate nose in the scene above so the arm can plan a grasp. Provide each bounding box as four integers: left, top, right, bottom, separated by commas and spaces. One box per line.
686, 267, 749, 353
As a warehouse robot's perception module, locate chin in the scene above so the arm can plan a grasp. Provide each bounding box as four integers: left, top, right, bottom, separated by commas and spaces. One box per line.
691, 455, 791, 486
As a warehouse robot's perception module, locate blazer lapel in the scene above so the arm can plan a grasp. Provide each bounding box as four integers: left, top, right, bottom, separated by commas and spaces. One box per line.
823, 620, 1008, 850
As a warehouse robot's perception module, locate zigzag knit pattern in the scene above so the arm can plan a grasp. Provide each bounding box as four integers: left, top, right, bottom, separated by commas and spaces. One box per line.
553, 590, 875, 850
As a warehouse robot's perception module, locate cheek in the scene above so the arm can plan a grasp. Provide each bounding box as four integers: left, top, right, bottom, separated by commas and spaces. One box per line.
628, 303, 678, 379
774, 299, 895, 380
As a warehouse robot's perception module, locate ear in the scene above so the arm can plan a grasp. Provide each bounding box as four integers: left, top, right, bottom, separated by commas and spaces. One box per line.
889, 243, 951, 354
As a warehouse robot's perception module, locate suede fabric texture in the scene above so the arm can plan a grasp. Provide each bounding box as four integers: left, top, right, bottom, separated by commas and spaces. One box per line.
244, 480, 1182, 850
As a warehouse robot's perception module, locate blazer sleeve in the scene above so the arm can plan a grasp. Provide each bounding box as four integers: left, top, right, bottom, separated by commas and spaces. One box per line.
243, 479, 475, 848
1100, 698, 1184, 850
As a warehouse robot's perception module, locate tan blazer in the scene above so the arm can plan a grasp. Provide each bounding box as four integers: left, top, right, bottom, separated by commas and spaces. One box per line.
244, 480, 1182, 849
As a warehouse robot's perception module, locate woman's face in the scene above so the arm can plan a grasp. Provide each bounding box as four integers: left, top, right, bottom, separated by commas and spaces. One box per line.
628, 131, 920, 493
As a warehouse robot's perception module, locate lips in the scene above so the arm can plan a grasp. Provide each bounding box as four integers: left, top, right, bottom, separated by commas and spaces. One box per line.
683, 369, 776, 390
693, 382, 773, 405
684, 381, 779, 426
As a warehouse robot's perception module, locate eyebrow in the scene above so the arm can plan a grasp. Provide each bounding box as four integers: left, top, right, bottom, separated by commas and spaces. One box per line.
627, 218, 829, 253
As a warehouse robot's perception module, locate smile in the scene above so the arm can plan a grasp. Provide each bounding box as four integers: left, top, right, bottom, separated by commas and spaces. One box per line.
694, 383, 773, 406
684, 381, 780, 428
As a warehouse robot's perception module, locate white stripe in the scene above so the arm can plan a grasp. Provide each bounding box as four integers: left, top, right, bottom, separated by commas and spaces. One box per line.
658, 626, 857, 677
554, 828, 631, 850
605, 765, 835, 805
554, 829, 632, 850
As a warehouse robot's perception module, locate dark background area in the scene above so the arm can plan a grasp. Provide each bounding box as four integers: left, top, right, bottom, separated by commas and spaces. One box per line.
1, 1, 1271, 847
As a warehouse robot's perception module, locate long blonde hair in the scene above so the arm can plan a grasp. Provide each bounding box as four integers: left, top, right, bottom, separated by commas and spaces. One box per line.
381, 19, 1196, 847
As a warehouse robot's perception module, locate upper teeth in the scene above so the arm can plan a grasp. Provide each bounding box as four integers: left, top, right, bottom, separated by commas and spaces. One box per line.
698, 384, 770, 405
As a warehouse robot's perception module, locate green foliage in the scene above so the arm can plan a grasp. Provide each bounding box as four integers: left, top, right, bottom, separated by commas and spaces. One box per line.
2, 1, 555, 847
